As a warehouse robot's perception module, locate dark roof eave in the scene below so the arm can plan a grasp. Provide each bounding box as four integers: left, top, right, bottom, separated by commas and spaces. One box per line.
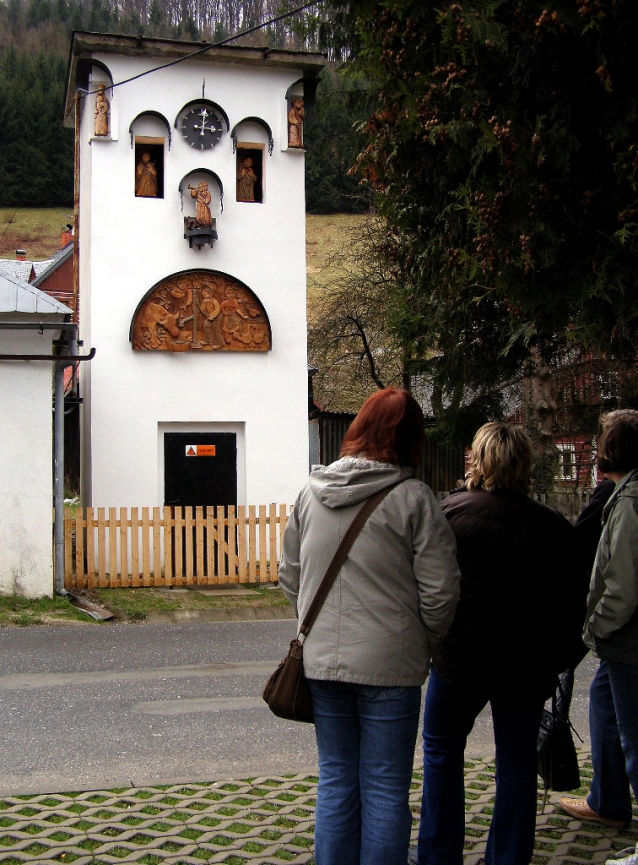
64, 30, 327, 121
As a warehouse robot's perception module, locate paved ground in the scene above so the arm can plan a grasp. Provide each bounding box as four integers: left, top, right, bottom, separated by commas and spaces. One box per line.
0, 750, 636, 864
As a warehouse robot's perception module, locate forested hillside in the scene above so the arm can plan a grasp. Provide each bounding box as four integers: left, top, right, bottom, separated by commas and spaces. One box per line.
0, 0, 371, 210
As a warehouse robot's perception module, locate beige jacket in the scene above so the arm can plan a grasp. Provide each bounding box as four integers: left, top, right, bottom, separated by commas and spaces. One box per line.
278, 457, 461, 686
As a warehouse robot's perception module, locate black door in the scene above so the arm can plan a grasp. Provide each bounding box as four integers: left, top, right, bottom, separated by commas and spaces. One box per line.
164, 433, 237, 508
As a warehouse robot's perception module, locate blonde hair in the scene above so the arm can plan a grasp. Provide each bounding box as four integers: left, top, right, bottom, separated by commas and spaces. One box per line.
466, 422, 535, 494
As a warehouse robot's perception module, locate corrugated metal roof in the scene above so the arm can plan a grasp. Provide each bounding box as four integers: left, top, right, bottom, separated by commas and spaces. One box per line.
0, 267, 72, 314
0, 260, 35, 281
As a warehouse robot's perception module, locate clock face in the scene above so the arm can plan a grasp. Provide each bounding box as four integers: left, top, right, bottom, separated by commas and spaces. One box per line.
180, 106, 224, 150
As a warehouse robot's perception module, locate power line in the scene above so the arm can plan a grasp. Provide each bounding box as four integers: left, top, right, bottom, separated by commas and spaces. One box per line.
83, 0, 325, 97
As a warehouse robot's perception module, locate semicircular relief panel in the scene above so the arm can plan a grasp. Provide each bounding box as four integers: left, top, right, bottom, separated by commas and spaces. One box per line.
131, 270, 271, 352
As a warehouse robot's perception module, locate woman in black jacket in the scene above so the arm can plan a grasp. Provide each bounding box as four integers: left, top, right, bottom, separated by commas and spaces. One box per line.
413, 422, 588, 865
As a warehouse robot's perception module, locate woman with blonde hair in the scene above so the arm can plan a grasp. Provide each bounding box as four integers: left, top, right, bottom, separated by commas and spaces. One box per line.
412, 422, 588, 865
278, 387, 461, 865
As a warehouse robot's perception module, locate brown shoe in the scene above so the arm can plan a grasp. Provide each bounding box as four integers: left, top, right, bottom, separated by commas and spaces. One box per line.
558, 797, 626, 828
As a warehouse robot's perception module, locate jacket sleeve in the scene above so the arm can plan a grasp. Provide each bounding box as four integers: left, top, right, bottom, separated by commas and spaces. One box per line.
585, 497, 638, 646
278, 499, 302, 616
412, 487, 461, 646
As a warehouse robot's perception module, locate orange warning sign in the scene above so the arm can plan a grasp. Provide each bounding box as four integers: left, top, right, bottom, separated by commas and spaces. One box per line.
185, 445, 217, 457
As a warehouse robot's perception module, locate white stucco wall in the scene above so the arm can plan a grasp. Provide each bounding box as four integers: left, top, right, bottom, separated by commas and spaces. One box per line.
0, 328, 58, 597
76, 44, 323, 508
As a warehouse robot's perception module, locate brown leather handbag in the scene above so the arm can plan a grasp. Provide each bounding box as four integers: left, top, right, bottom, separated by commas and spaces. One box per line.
262, 481, 402, 723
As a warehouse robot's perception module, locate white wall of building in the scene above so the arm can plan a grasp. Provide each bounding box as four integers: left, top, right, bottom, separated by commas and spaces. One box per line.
0, 328, 59, 597
76, 42, 323, 508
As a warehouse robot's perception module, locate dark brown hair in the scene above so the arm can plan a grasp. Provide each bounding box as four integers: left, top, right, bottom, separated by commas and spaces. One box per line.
340, 388, 425, 469
597, 410, 638, 475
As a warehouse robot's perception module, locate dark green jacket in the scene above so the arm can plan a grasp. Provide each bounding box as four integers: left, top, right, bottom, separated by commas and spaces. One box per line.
584, 468, 638, 665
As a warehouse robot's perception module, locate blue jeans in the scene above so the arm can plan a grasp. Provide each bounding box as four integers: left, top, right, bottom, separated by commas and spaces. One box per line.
588, 659, 638, 823
307, 679, 421, 865
417, 669, 544, 865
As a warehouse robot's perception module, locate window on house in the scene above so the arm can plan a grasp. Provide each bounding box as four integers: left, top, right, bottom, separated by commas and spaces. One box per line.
556, 443, 577, 481
236, 144, 263, 203
134, 137, 164, 198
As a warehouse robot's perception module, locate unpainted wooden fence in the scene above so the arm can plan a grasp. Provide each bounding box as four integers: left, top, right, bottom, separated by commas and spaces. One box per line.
63, 491, 594, 590
64, 504, 291, 590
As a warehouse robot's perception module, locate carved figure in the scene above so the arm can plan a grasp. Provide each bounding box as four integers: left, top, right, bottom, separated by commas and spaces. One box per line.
94, 86, 110, 137
188, 182, 212, 226
288, 98, 305, 148
133, 298, 180, 349
199, 286, 223, 348
135, 151, 158, 197
237, 157, 257, 201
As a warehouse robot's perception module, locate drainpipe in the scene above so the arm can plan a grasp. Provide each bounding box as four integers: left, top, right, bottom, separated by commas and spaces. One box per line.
0, 322, 94, 594
54, 328, 81, 594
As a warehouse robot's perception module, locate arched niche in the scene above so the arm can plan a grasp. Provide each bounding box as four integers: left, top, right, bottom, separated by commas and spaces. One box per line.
76, 58, 114, 92
230, 117, 274, 156
179, 168, 224, 213
129, 111, 172, 149
285, 77, 321, 108
130, 270, 272, 353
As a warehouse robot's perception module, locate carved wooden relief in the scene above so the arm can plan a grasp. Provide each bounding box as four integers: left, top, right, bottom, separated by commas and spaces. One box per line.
131, 271, 271, 352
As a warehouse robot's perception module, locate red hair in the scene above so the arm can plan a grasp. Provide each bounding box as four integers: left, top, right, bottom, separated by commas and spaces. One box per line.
340, 388, 425, 469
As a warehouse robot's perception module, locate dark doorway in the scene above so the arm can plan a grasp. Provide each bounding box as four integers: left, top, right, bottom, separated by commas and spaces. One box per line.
164, 432, 237, 508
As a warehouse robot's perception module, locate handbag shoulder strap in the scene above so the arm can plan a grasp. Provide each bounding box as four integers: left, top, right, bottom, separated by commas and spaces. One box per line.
298, 479, 403, 639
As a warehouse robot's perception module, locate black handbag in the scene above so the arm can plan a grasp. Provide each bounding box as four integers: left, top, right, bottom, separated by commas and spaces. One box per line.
263, 481, 402, 723
537, 677, 582, 803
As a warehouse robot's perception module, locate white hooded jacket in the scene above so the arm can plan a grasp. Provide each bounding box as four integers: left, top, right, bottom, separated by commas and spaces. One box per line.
278, 457, 461, 686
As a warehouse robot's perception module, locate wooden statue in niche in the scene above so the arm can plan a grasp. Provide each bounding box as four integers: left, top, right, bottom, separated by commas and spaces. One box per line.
131, 272, 270, 352
236, 147, 263, 203
94, 86, 110, 136
288, 98, 304, 148
237, 158, 257, 201
135, 151, 158, 197
188, 182, 212, 225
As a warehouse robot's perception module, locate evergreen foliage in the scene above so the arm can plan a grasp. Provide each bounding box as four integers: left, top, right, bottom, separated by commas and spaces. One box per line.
0, 0, 359, 212
312, 0, 638, 442
305, 68, 373, 214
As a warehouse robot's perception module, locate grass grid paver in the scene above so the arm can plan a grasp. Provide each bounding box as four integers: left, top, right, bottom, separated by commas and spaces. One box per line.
0, 752, 635, 863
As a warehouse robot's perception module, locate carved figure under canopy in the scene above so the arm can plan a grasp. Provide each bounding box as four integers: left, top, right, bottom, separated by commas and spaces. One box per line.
288, 98, 304, 148
131, 271, 271, 352
188, 182, 212, 225
237, 158, 257, 201
135, 151, 158, 197
94, 86, 110, 137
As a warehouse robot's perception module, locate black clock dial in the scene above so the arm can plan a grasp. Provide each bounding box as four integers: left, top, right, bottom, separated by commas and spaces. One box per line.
180, 107, 224, 150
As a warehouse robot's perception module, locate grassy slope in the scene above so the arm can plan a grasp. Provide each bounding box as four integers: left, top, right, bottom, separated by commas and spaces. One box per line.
0, 208, 74, 260
0, 208, 362, 275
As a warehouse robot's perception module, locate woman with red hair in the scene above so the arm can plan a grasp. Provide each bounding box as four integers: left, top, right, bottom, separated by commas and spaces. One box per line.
278, 387, 461, 865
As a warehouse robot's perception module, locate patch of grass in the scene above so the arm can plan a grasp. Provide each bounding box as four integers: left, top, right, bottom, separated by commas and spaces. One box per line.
290, 835, 313, 847
0, 594, 91, 628
84, 585, 291, 621
0, 208, 72, 259
178, 827, 203, 840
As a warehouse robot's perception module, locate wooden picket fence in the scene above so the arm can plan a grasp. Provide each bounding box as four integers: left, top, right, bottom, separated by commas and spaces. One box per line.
64, 504, 291, 589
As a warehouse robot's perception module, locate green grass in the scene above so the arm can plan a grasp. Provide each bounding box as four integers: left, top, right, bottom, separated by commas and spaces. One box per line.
0, 208, 73, 259
0, 582, 291, 628
87, 584, 291, 621
0, 595, 92, 628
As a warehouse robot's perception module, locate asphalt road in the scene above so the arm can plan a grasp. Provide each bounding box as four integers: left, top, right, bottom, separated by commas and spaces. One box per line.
0, 620, 598, 796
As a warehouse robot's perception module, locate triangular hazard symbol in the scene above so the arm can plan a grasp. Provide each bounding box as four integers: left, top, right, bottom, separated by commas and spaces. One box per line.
186, 446, 196, 456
